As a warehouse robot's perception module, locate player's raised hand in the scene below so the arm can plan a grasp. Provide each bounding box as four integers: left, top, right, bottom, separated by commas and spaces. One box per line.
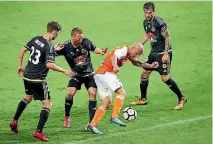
102, 48, 108, 55
151, 62, 159, 68
162, 53, 169, 63
63, 70, 75, 78
55, 42, 64, 51
113, 66, 119, 73
18, 66, 24, 76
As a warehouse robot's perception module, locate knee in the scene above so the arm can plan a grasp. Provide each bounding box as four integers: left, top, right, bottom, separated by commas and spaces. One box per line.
102, 101, 111, 110
67, 90, 75, 99
118, 90, 126, 100
141, 71, 149, 78
24, 95, 33, 103
42, 100, 52, 110
89, 89, 96, 100
161, 75, 170, 82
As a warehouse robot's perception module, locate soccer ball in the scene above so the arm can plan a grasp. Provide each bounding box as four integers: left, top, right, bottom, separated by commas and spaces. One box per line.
123, 107, 137, 121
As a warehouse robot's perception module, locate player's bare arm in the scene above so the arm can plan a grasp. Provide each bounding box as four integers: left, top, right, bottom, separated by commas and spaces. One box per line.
161, 29, 171, 63
141, 32, 149, 45
128, 57, 158, 68
46, 62, 74, 77
111, 55, 119, 73
18, 47, 28, 76
94, 47, 108, 55
133, 60, 158, 69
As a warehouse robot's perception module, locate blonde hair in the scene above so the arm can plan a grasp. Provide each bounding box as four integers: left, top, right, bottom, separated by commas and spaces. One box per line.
71, 27, 83, 36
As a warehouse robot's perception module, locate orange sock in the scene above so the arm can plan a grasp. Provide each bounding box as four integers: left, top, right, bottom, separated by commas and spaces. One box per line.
112, 96, 124, 118
90, 107, 105, 127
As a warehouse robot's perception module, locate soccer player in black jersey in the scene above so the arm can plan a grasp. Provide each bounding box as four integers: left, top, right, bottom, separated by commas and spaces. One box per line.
9, 21, 73, 141
55, 27, 107, 128
131, 2, 187, 110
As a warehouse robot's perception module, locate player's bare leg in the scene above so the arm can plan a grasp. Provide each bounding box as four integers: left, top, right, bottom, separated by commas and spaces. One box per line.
9, 95, 32, 133
64, 87, 77, 128
130, 70, 152, 105
87, 96, 111, 134
32, 100, 51, 141
110, 87, 126, 126
85, 87, 97, 130
161, 75, 187, 110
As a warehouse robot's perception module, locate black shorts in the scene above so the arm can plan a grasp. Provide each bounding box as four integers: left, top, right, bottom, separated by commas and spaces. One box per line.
144, 52, 172, 75
24, 79, 50, 101
68, 75, 97, 90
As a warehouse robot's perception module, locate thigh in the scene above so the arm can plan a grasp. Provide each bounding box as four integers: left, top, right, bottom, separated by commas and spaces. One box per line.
115, 87, 126, 99
84, 76, 97, 90
157, 53, 172, 75
94, 74, 114, 100
67, 76, 83, 90
67, 87, 78, 97
31, 82, 50, 101
23, 79, 33, 95
141, 69, 153, 78
105, 72, 124, 92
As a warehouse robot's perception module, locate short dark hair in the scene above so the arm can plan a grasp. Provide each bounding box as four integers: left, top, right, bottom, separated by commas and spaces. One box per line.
71, 27, 83, 36
143, 2, 155, 12
47, 21, 62, 32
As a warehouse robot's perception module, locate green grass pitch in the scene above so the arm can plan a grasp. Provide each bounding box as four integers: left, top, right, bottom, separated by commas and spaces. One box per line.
0, 1, 212, 144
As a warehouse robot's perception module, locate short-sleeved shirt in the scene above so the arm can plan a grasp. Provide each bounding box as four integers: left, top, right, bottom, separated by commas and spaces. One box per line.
55, 38, 96, 77
143, 16, 172, 53
24, 36, 55, 80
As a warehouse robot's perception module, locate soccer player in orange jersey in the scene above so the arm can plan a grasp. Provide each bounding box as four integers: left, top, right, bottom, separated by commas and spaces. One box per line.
86, 42, 158, 134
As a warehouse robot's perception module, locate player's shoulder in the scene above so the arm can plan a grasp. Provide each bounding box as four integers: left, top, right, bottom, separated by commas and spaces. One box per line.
115, 45, 127, 49
81, 37, 93, 47
61, 40, 71, 49
143, 19, 148, 26
154, 16, 166, 25
82, 37, 91, 43
29, 35, 41, 42
114, 45, 128, 53
30, 36, 49, 49
63, 40, 71, 46
33, 36, 50, 45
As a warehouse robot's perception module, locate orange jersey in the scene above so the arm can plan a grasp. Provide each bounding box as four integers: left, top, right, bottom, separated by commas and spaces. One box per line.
96, 46, 130, 74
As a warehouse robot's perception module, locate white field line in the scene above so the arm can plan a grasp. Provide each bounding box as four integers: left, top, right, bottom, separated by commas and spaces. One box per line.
66, 115, 212, 144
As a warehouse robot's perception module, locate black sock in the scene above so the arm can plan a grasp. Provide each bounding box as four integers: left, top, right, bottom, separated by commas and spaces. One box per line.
164, 78, 183, 100
88, 100, 97, 122
13, 99, 29, 121
140, 78, 149, 100
65, 97, 73, 117
36, 107, 50, 133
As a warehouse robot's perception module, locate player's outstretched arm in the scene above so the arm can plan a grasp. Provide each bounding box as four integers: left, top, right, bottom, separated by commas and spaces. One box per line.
141, 32, 149, 45
140, 61, 159, 69
94, 47, 108, 55
18, 47, 28, 76
46, 62, 75, 77
129, 57, 158, 69
128, 57, 140, 67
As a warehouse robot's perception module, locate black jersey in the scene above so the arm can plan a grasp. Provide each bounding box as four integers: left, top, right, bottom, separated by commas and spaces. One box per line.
55, 38, 96, 77
143, 16, 172, 53
24, 36, 55, 80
